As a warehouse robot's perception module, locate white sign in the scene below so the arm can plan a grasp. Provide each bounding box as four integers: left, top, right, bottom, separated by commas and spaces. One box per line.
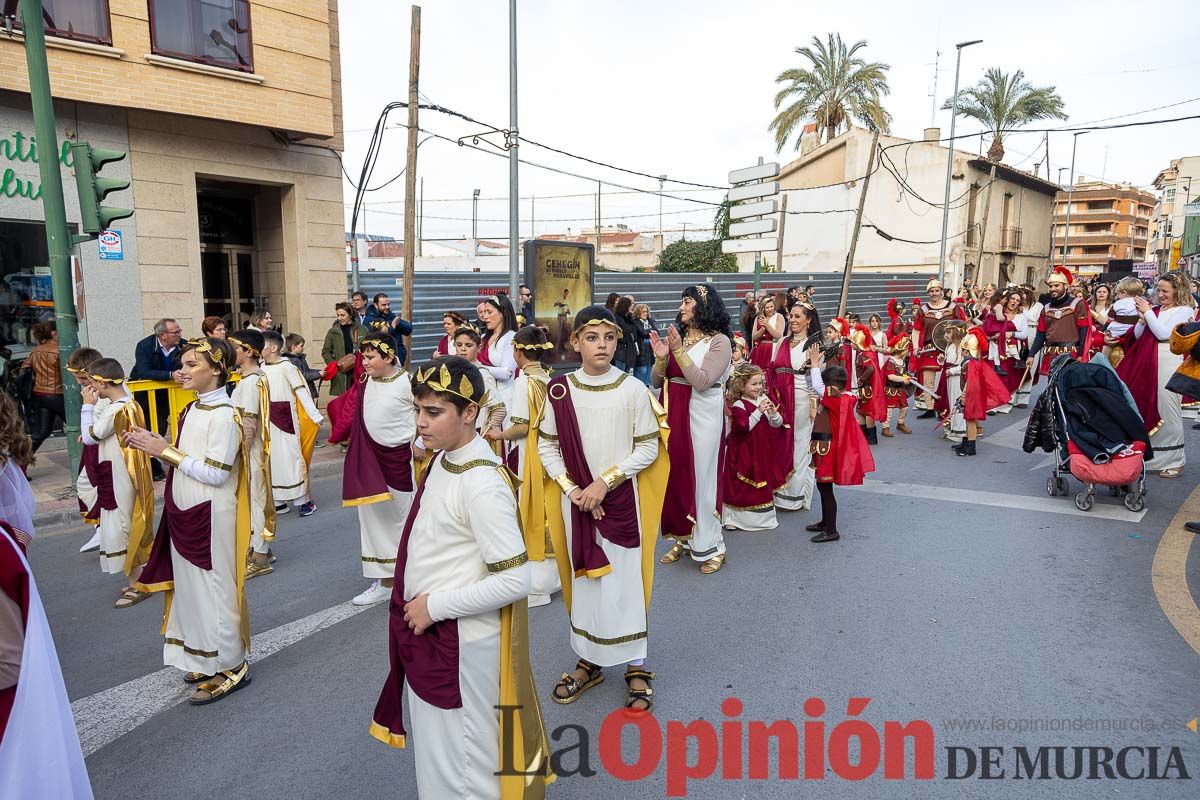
1134, 261, 1157, 279
728, 218, 777, 237
98, 230, 123, 261
728, 162, 780, 184
730, 199, 777, 220
721, 237, 779, 254
728, 181, 780, 203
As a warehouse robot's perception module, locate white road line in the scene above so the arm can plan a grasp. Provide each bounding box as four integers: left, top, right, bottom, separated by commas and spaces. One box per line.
72, 600, 377, 757
844, 479, 1148, 523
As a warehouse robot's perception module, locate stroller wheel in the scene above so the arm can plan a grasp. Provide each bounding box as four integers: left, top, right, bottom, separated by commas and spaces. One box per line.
1124, 492, 1145, 513
1074, 492, 1094, 512
1046, 477, 1058, 496
1055, 477, 1069, 497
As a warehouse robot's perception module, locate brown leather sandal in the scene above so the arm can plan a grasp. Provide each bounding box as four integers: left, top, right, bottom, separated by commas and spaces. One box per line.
624, 668, 655, 714
552, 659, 604, 705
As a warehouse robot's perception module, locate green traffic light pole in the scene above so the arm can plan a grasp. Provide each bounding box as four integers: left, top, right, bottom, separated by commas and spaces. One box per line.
16, 0, 83, 479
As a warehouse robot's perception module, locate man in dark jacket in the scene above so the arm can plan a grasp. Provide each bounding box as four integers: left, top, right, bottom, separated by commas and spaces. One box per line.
362, 293, 414, 364
130, 318, 184, 479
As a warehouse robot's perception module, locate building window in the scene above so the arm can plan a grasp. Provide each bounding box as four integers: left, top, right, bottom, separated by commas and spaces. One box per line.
1165, 187, 1176, 202
15, 1, 112, 45
148, 0, 253, 72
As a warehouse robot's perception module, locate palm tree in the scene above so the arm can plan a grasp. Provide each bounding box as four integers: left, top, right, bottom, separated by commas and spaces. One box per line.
769, 34, 892, 152
942, 68, 1067, 162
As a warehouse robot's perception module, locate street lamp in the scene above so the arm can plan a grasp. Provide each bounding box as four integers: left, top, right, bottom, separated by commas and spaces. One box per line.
1058, 131, 1088, 274
937, 38, 983, 286
507, 0, 519, 298
471, 188, 480, 259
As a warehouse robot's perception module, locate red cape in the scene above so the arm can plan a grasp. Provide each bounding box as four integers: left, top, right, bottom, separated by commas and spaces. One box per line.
963, 359, 1012, 420
823, 393, 875, 486
1115, 326, 1161, 434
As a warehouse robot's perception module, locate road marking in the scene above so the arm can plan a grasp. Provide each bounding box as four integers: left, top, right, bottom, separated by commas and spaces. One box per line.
844, 479, 1148, 523
72, 600, 377, 756
1151, 482, 1200, 658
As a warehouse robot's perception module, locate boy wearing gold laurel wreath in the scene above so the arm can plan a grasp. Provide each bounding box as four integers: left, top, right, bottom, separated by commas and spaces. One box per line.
228, 330, 277, 580
343, 332, 416, 607
125, 337, 254, 706
370, 356, 553, 800
536, 306, 669, 714
262, 330, 323, 518
79, 358, 155, 608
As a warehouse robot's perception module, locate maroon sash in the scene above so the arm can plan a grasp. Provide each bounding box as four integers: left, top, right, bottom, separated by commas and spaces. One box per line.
93, 460, 117, 513
1116, 307, 1163, 434
660, 351, 726, 539
372, 453, 461, 742
138, 404, 215, 584
268, 401, 295, 435
78, 443, 101, 521
0, 523, 29, 738
546, 374, 640, 576
343, 378, 413, 504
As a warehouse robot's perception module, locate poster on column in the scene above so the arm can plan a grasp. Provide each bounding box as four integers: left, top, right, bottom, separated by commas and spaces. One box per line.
524, 240, 594, 365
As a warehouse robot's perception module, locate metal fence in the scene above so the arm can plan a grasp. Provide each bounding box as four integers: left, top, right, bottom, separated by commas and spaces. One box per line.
351, 270, 930, 361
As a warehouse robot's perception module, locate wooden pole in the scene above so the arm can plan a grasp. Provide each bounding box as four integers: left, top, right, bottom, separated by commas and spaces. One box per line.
401, 4, 421, 366
595, 182, 601, 261
837, 130, 880, 318
774, 193, 788, 272
975, 163, 998, 286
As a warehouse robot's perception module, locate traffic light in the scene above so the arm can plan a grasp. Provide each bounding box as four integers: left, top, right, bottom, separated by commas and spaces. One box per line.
70, 141, 132, 237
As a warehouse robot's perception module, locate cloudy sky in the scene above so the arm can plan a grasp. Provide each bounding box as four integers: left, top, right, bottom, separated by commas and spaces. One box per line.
338, 0, 1200, 243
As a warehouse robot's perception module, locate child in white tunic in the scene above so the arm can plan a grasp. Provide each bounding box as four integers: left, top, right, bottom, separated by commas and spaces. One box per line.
452, 327, 506, 441
498, 325, 559, 608
128, 337, 252, 706
346, 332, 416, 607
229, 331, 276, 580
79, 358, 154, 608
370, 356, 553, 800
538, 306, 668, 714
262, 330, 323, 516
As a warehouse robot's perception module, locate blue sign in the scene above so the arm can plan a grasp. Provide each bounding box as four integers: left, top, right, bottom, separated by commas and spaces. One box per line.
98, 230, 123, 261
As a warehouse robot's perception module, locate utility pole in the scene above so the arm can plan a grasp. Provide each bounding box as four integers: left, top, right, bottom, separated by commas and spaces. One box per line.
530, 195, 535, 239
14, 0, 83, 476
401, 4, 420, 361
938, 39, 982, 285
507, 0, 520, 299
471, 188, 480, 262
775, 193, 788, 273
975, 163, 998, 285
837, 130, 880, 318
595, 182, 601, 261
1057, 131, 1087, 279
418, 177, 424, 256
658, 174, 666, 243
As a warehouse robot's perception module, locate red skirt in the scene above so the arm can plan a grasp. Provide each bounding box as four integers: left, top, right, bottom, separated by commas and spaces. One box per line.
750, 340, 776, 369
813, 447, 834, 483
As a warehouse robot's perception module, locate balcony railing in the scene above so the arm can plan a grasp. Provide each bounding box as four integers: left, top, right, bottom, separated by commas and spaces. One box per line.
1000, 227, 1021, 252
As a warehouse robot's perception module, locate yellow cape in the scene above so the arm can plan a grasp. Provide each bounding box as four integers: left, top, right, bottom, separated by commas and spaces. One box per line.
543, 388, 670, 613
519, 370, 551, 561
114, 402, 155, 577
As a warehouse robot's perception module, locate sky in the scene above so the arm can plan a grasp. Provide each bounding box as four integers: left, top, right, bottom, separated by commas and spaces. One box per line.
337, 0, 1200, 244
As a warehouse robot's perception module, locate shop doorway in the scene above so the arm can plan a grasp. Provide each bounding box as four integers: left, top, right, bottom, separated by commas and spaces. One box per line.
197, 182, 260, 330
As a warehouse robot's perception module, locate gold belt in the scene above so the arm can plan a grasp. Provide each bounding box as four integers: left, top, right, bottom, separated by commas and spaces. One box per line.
668, 377, 690, 385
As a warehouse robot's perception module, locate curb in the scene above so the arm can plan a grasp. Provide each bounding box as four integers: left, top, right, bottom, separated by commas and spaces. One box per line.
33, 457, 345, 532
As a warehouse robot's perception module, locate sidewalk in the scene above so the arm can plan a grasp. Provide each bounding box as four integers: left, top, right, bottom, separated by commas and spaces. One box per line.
27, 429, 345, 531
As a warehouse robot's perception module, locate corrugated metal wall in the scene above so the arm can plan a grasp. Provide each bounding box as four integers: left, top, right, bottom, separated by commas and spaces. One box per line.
351, 270, 929, 360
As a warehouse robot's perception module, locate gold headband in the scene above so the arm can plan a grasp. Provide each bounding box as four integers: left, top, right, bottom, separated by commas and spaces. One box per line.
514, 341, 553, 351
695, 286, 709, 302
361, 338, 396, 358
88, 373, 125, 385
414, 363, 484, 405
227, 336, 260, 357
571, 318, 623, 338
185, 337, 224, 363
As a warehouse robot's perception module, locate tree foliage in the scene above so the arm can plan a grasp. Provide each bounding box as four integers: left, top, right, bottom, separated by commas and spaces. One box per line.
770, 33, 891, 152
656, 239, 737, 273
942, 68, 1067, 161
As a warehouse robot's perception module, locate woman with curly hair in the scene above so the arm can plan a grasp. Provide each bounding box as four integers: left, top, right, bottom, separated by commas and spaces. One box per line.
652, 285, 733, 574
0, 392, 35, 549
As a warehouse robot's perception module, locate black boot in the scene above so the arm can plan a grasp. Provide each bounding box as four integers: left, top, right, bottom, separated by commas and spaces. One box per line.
955, 439, 977, 457
917, 409, 936, 419
866, 426, 878, 445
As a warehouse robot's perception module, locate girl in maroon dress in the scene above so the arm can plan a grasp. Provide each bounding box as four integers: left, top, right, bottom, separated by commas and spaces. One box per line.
722, 365, 785, 532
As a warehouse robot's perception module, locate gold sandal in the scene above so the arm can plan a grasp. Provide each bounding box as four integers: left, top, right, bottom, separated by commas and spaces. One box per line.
700, 553, 727, 575
623, 668, 656, 714
660, 542, 686, 564
245, 560, 274, 580
552, 659, 604, 705
183, 671, 210, 685
189, 662, 251, 705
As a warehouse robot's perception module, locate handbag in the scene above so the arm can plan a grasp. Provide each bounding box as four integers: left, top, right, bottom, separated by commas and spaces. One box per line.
11, 364, 35, 401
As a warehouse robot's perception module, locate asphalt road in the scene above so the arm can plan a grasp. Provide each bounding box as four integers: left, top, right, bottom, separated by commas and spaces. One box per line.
28, 409, 1200, 799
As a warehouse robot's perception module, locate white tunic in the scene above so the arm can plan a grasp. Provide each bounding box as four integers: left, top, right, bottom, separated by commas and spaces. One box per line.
230, 373, 269, 554
1136, 305, 1193, 471
474, 362, 506, 433
672, 336, 730, 561
357, 371, 416, 579
537, 367, 660, 666
160, 389, 247, 674
402, 436, 530, 800
774, 338, 815, 511
262, 360, 321, 502
481, 330, 517, 408
82, 397, 135, 574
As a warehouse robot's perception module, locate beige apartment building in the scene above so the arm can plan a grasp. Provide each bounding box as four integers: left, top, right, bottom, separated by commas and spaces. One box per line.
0, 0, 345, 366
1148, 156, 1200, 273
1051, 181, 1154, 277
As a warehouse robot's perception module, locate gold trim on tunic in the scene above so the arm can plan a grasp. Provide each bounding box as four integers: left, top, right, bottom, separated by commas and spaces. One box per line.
164, 637, 219, 658
486, 552, 529, 573
632, 431, 659, 443
361, 555, 398, 564
567, 373, 628, 392
204, 457, 234, 471
440, 458, 496, 474
570, 625, 648, 646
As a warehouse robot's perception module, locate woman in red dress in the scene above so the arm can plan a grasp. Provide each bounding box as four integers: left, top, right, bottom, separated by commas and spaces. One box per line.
749, 295, 785, 368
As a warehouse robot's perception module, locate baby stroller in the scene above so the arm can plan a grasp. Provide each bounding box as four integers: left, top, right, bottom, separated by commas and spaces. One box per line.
1024, 354, 1150, 512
